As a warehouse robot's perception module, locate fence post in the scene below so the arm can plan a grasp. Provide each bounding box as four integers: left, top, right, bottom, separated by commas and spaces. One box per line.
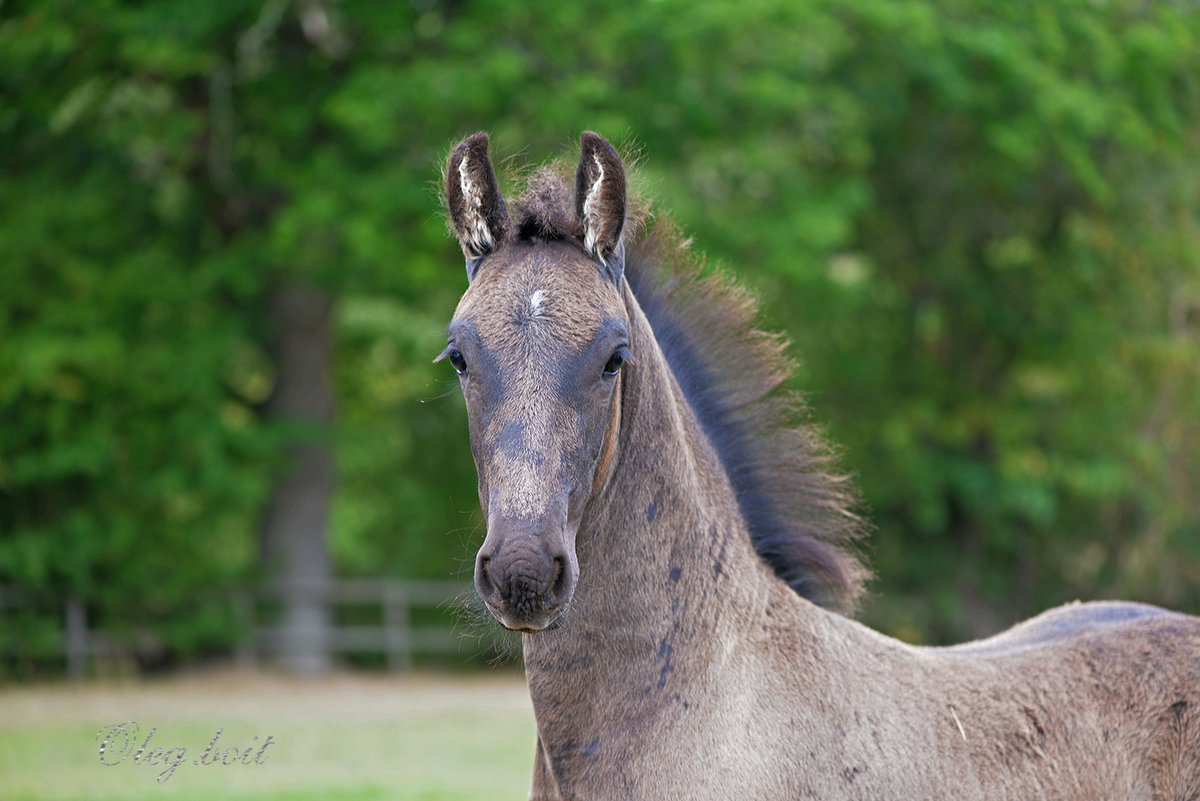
383, 583, 412, 671
233, 590, 256, 669
65, 597, 87, 680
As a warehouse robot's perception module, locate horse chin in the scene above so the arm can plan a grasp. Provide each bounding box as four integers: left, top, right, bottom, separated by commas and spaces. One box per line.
492, 605, 568, 634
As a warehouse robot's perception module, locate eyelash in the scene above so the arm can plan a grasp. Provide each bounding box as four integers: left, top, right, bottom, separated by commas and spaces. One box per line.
437, 345, 468, 376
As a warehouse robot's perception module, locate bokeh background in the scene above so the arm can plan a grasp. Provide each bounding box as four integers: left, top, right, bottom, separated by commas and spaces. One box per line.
2, 0, 1199, 795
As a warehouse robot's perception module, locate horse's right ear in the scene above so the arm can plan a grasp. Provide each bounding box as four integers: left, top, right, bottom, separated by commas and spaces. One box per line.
445, 132, 510, 282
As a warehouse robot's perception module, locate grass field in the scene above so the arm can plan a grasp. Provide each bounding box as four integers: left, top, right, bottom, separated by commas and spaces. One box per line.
0, 669, 536, 801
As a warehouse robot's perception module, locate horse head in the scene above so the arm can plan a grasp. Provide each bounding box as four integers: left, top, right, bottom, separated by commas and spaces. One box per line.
442, 131, 630, 632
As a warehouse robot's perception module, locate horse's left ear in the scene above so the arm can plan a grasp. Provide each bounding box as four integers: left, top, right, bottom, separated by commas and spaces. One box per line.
575, 131, 627, 285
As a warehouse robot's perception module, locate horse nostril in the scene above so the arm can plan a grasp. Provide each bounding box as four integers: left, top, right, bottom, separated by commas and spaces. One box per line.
477, 555, 498, 598
547, 557, 568, 603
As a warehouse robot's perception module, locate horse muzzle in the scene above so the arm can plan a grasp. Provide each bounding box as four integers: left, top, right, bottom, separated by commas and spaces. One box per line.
474, 522, 578, 632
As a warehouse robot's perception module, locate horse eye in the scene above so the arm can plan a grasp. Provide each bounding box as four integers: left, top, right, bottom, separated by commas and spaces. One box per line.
448, 349, 468, 375
602, 349, 626, 377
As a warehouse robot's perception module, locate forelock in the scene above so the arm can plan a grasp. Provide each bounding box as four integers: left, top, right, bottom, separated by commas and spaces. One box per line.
513, 166, 578, 241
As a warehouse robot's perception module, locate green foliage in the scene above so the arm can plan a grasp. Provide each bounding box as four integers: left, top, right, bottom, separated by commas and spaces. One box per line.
2, 0, 1198, 666
1, 0, 276, 663
787, 0, 1200, 639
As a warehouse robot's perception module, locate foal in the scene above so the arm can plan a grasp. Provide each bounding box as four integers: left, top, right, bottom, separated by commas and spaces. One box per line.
440, 131, 1200, 800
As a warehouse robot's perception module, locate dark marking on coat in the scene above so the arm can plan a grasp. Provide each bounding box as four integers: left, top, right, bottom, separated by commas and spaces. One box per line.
657, 637, 674, 691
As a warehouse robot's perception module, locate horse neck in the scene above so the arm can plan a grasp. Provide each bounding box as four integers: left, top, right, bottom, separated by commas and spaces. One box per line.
522, 280, 795, 686
515, 282, 904, 798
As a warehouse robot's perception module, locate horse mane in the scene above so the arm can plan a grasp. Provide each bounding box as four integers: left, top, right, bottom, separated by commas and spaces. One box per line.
510, 164, 871, 614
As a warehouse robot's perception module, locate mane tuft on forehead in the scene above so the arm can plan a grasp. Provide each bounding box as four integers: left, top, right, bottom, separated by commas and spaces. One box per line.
513, 166, 577, 241
508, 161, 649, 247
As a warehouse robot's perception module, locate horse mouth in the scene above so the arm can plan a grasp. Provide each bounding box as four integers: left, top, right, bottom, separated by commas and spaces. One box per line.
488, 602, 568, 633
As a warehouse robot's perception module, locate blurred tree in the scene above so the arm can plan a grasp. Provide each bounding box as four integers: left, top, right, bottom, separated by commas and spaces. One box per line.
260, 283, 335, 675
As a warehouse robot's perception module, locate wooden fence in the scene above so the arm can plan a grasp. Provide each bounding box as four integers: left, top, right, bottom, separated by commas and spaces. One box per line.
8, 579, 473, 678
243, 578, 472, 671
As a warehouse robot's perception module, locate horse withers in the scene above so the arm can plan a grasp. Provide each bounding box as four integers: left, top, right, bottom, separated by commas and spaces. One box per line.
439, 131, 1200, 800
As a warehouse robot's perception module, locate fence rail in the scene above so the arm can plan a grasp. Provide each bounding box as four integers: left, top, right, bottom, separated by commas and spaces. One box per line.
245, 579, 472, 671
3, 580, 474, 677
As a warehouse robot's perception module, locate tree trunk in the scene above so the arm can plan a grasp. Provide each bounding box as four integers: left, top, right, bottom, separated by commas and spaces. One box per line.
260, 281, 335, 675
